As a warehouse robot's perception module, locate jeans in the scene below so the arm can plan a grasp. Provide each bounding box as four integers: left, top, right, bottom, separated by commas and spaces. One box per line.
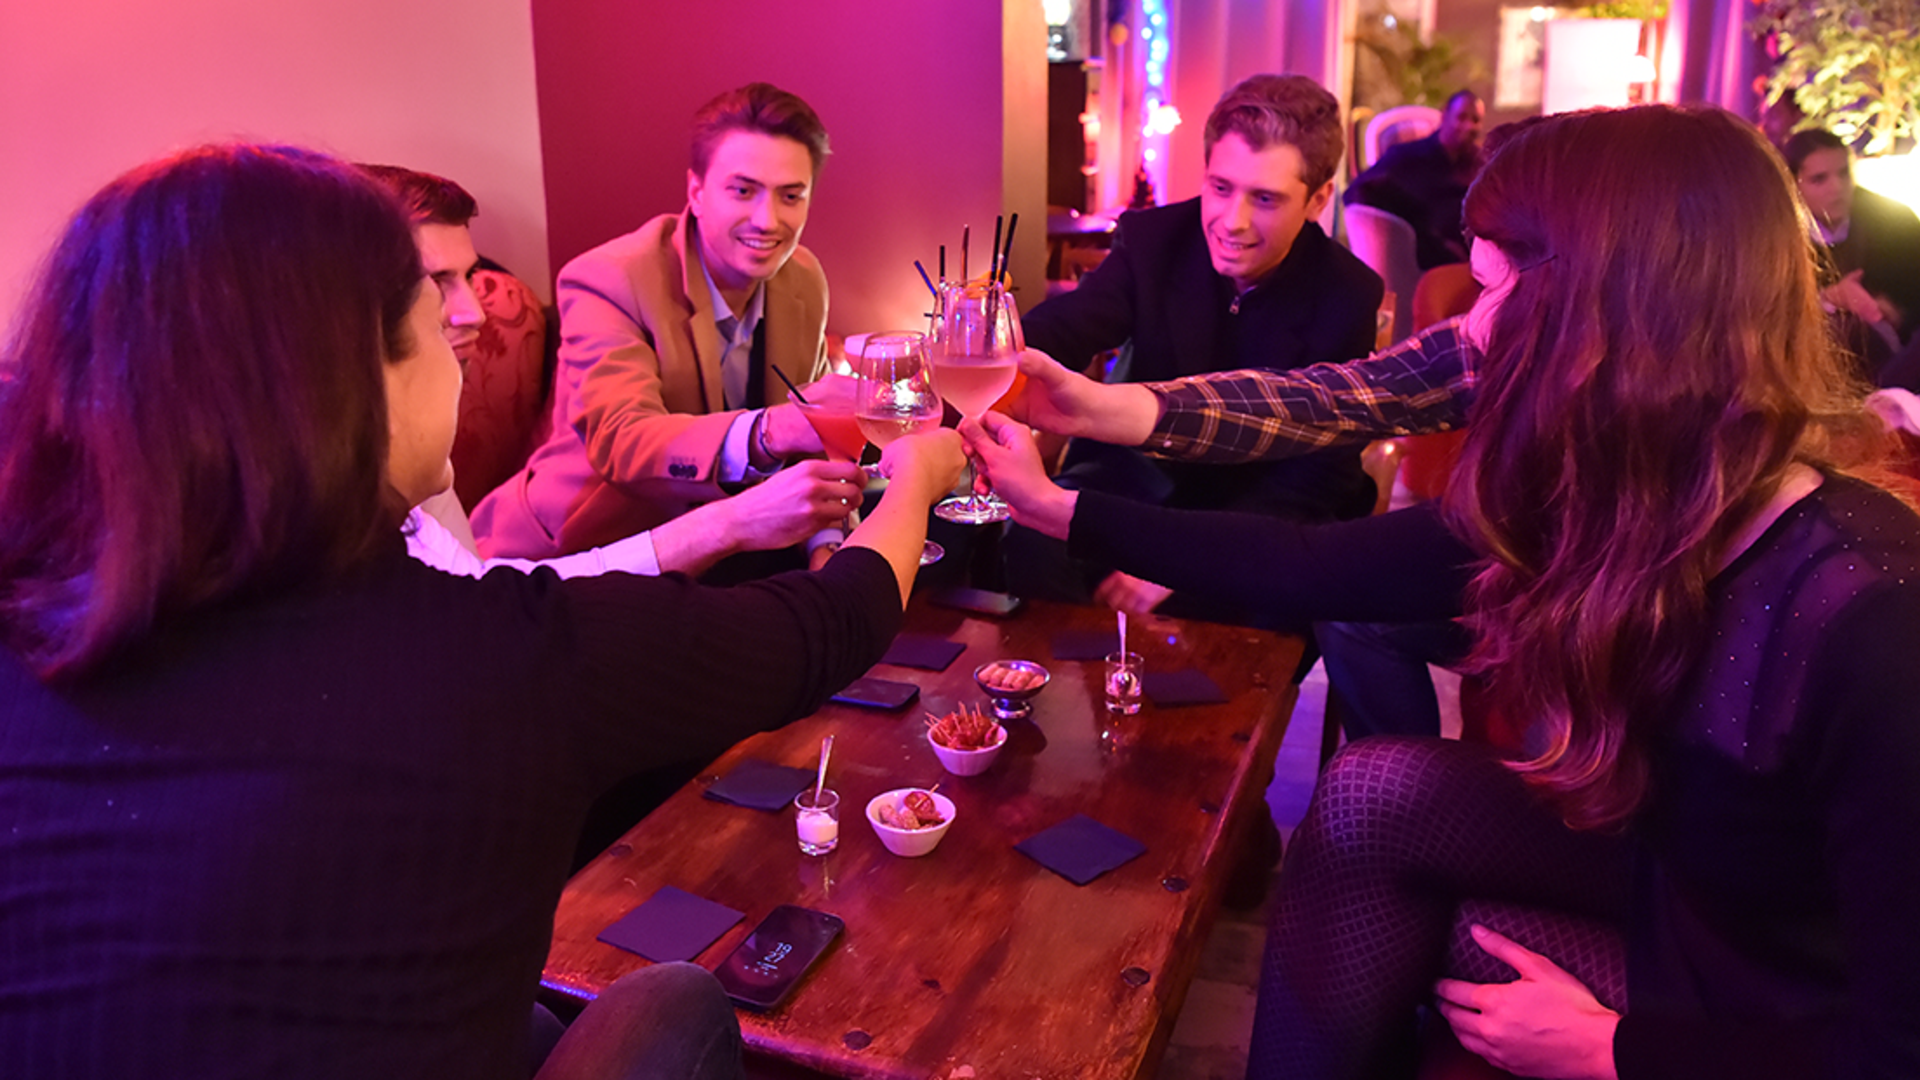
1314, 618, 1471, 739
532, 962, 743, 1080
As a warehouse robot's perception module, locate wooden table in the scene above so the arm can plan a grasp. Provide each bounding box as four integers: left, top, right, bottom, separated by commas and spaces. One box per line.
543, 597, 1302, 1079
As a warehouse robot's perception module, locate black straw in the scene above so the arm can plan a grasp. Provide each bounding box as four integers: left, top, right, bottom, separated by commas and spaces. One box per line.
962, 225, 970, 284
938, 244, 946, 282
914, 260, 938, 299
989, 215, 1004, 284
770, 363, 809, 405
998, 212, 1019, 286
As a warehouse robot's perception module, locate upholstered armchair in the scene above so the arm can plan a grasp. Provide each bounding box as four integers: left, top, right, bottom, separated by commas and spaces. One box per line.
450, 269, 552, 511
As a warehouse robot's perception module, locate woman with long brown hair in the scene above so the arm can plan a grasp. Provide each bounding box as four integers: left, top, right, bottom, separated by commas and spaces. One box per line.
968, 105, 1920, 1078
0, 144, 962, 1078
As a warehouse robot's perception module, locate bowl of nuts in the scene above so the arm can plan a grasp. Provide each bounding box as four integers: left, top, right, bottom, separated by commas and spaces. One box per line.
926, 704, 1008, 776
973, 659, 1050, 721
866, 787, 956, 857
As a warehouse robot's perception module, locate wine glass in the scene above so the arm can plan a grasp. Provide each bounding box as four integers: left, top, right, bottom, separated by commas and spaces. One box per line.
854, 331, 946, 566
932, 278, 1022, 524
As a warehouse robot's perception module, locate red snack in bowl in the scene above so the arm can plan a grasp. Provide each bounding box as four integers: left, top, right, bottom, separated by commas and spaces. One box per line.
926, 705, 1001, 751
903, 789, 941, 823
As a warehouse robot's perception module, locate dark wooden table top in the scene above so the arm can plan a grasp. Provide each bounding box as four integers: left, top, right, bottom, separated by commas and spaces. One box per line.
543, 597, 1302, 1080
1045, 210, 1120, 239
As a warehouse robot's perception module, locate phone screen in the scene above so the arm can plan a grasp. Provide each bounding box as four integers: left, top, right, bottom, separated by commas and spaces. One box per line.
930, 586, 1024, 617
711, 905, 844, 1012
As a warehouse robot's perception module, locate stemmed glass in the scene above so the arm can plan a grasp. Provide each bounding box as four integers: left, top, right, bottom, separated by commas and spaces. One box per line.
790, 361, 905, 564
931, 278, 1022, 524
853, 331, 946, 566
789, 388, 866, 466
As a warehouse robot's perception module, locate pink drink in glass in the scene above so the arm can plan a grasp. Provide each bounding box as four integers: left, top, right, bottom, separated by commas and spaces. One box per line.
930, 355, 1018, 420
793, 400, 867, 462
856, 410, 941, 447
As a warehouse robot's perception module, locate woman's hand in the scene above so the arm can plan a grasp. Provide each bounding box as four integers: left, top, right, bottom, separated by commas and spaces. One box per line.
1433, 925, 1620, 1080
1004, 348, 1160, 445
959, 413, 1078, 540
847, 429, 966, 604
876, 428, 966, 504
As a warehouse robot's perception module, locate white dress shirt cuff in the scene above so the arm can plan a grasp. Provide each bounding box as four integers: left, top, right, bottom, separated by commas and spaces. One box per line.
719, 409, 779, 484
406, 508, 662, 579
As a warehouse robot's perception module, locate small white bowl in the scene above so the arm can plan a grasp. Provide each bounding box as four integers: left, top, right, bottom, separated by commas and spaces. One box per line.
928, 723, 1008, 776
866, 788, 956, 857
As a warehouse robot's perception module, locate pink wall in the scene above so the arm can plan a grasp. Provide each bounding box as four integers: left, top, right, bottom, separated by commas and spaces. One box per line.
0, 0, 552, 328
1142, 0, 1347, 226
531, 0, 1047, 339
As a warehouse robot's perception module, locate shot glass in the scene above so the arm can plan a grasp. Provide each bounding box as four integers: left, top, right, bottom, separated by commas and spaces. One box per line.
1104, 651, 1144, 715
794, 788, 840, 855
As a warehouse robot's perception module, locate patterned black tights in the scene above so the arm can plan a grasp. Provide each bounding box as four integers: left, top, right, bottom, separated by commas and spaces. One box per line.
1247, 737, 1632, 1080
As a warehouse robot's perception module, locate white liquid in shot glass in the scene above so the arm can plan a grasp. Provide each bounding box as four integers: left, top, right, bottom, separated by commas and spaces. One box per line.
794, 786, 841, 855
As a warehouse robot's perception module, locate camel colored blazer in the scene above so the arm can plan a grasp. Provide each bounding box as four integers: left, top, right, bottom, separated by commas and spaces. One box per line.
472, 209, 828, 559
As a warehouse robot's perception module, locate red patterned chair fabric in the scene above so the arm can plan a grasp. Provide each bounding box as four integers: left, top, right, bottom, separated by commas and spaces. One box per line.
450, 269, 551, 511
1396, 265, 1482, 503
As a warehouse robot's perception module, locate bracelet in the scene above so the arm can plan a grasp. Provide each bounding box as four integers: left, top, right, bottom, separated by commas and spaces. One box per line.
752, 408, 777, 465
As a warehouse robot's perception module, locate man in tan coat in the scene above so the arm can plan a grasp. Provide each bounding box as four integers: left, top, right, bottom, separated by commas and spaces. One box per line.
474, 83, 860, 571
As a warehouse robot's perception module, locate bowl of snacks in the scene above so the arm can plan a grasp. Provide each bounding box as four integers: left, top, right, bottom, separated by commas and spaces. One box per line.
926, 704, 1008, 776
973, 659, 1050, 721
867, 787, 956, 857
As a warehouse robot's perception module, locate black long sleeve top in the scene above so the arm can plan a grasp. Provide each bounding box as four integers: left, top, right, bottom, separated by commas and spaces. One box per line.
0, 543, 902, 1079
1072, 481, 1920, 1079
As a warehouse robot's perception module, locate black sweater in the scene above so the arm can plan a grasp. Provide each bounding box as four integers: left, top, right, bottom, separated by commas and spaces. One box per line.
0, 544, 901, 1079
1023, 199, 1385, 524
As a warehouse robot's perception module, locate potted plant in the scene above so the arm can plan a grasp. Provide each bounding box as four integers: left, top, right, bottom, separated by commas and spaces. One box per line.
1752, 0, 1918, 156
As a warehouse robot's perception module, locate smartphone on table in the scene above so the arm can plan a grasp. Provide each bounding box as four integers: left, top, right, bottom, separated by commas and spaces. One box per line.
929, 586, 1024, 617
712, 905, 845, 1012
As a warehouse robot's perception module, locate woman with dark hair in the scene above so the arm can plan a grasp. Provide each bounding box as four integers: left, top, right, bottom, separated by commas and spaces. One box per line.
968, 105, 1920, 1078
0, 144, 962, 1078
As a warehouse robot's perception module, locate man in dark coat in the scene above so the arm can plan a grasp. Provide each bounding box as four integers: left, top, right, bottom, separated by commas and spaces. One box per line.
1011, 73, 1383, 625
1344, 89, 1485, 270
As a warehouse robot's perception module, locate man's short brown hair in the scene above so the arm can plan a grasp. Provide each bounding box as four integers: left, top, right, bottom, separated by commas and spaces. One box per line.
690, 83, 831, 178
1203, 74, 1344, 192
356, 164, 478, 228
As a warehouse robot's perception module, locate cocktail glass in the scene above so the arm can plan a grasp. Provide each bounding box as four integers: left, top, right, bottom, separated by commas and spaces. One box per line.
790, 395, 867, 466
932, 279, 1021, 525
853, 331, 944, 566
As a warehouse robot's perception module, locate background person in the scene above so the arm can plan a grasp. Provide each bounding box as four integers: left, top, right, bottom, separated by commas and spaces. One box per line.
1345, 88, 1486, 270
1782, 128, 1920, 376
0, 143, 963, 1079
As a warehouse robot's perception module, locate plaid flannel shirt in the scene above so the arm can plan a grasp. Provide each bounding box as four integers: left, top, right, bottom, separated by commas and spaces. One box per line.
1142, 317, 1478, 464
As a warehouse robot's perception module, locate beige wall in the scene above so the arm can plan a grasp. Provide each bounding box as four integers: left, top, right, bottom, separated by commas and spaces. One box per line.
0, 0, 551, 330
